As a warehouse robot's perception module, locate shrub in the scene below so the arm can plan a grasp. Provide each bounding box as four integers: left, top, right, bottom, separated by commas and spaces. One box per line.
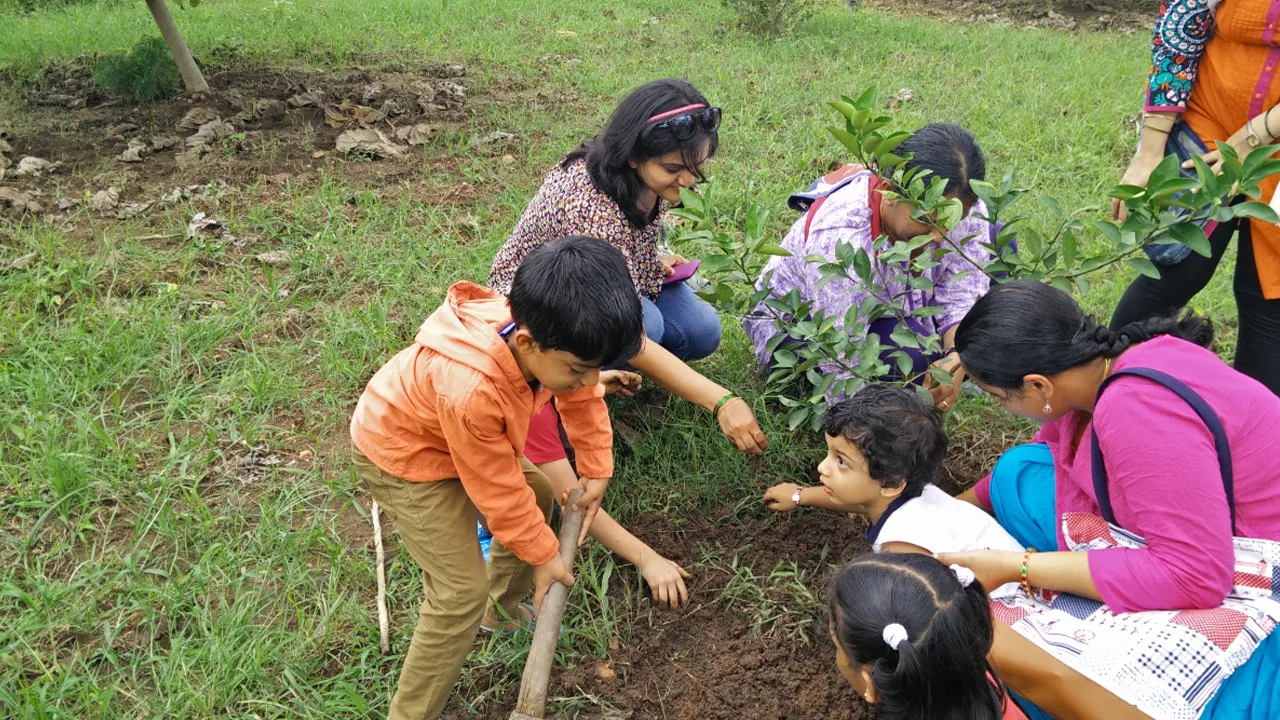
93, 36, 182, 103
721, 0, 817, 36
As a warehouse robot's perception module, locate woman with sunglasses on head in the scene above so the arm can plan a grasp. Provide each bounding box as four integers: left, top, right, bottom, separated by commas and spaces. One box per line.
490, 78, 769, 457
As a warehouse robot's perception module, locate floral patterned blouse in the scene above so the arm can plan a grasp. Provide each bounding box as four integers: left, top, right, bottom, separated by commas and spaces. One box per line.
490, 159, 667, 300
1145, 0, 1218, 111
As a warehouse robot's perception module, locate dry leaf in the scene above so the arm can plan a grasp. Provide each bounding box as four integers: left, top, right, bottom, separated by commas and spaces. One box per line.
176, 107, 221, 131
255, 250, 292, 267
475, 130, 516, 146
119, 139, 150, 163
186, 119, 236, 148
114, 201, 152, 219
186, 211, 242, 245
595, 661, 615, 681
0, 138, 11, 154
91, 187, 120, 211
311, 150, 326, 159
150, 135, 182, 151
287, 90, 326, 108
886, 87, 917, 109
14, 156, 58, 178
335, 128, 404, 158
557, 30, 578, 38
395, 123, 436, 146
0, 188, 42, 214
501, 154, 516, 164
0, 252, 38, 272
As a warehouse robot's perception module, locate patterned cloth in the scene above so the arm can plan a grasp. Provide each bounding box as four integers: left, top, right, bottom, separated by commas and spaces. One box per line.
743, 171, 994, 373
1146, 0, 1218, 112
490, 159, 667, 300
991, 512, 1280, 720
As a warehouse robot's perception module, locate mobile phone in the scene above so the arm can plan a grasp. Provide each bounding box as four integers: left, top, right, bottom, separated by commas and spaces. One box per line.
662, 259, 700, 285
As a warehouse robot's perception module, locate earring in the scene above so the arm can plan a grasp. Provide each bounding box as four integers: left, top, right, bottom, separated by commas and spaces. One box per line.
1043, 401, 1052, 414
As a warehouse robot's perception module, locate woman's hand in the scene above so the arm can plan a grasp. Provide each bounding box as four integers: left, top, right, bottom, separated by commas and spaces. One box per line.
925, 352, 965, 413
1183, 118, 1268, 174
1112, 151, 1165, 221
762, 483, 802, 511
718, 396, 768, 455
640, 555, 691, 609
934, 549, 1022, 593
600, 369, 642, 398
658, 253, 688, 277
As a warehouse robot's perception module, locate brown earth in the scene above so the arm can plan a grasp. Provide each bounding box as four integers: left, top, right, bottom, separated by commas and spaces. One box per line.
865, 0, 1162, 33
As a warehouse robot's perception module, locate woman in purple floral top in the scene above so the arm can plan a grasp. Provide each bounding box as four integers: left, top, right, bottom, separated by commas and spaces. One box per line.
745, 124, 995, 412
492, 79, 770, 456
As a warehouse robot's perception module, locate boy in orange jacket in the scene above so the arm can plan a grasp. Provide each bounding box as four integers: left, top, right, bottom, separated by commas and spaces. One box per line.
350, 236, 645, 720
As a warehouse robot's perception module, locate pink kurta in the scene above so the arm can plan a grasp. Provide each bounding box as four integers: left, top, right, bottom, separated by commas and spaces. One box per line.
975, 336, 1280, 613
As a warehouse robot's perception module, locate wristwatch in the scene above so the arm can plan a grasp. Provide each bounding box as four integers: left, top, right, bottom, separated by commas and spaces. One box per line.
791, 488, 803, 508
1247, 119, 1261, 149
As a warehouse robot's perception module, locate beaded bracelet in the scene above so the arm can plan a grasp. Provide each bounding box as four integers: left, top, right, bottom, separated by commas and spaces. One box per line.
1021, 548, 1038, 597
713, 392, 740, 419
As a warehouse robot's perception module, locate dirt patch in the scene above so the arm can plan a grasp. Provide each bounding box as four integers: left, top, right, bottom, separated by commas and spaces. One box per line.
864, 0, 1160, 32
0, 58, 482, 221
445, 509, 870, 720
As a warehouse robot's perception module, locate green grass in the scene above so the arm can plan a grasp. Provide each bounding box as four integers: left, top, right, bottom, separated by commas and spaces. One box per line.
0, 0, 1240, 717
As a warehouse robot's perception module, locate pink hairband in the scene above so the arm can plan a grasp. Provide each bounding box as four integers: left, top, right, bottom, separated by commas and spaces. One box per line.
647, 103, 707, 123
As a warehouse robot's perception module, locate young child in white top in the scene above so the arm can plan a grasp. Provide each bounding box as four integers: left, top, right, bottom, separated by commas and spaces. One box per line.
764, 385, 1022, 598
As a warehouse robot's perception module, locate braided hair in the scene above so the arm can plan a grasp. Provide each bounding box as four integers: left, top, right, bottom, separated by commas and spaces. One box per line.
954, 280, 1213, 390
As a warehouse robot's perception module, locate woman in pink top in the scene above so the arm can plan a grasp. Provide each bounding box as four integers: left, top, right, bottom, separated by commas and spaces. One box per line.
938, 280, 1280, 718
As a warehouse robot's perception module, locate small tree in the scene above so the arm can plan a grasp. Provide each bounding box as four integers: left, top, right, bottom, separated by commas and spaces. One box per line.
673, 87, 1280, 431
144, 0, 208, 94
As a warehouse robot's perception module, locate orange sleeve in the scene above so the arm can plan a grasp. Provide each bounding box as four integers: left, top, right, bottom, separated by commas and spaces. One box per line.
437, 382, 558, 566
554, 384, 614, 479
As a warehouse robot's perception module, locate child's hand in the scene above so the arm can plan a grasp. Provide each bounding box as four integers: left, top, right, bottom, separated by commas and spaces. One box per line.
640, 555, 691, 609
570, 477, 609, 546
763, 483, 803, 511
601, 370, 642, 398
532, 554, 575, 615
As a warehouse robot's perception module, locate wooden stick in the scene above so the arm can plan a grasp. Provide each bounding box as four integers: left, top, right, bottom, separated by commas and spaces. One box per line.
372, 499, 390, 654
509, 489, 586, 720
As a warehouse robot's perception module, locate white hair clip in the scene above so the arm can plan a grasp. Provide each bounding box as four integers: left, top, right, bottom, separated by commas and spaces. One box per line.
882, 622, 909, 651
950, 564, 976, 588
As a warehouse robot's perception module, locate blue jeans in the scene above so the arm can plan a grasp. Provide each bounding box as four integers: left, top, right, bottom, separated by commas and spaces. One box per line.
641, 282, 722, 361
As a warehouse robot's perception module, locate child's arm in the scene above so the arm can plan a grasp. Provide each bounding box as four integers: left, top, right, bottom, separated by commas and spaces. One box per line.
553, 385, 614, 544
538, 458, 690, 608
762, 482, 861, 514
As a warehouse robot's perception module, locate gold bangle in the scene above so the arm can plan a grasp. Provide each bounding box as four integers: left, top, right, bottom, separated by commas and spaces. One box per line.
1020, 548, 1038, 597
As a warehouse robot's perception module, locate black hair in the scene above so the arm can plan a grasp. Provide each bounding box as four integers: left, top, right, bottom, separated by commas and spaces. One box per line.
508, 236, 645, 366
896, 123, 986, 206
829, 553, 1005, 720
562, 78, 719, 229
821, 384, 947, 500
955, 280, 1214, 391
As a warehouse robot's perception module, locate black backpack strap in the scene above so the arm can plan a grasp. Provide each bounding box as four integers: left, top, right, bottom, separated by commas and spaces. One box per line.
1090, 367, 1236, 534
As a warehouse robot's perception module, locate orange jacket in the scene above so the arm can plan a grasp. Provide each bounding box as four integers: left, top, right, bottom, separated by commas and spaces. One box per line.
350, 282, 614, 565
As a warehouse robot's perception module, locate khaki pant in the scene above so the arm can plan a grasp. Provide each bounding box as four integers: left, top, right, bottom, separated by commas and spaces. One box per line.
352, 447, 553, 720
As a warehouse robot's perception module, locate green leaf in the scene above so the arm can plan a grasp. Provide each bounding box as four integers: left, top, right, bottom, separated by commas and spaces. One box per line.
889, 326, 920, 349
878, 153, 907, 170
1145, 154, 1183, 194
774, 349, 797, 368
1109, 184, 1147, 201
828, 100, 857, 121
1165, 222, 1211, 257
755, 244, 792, 257
876, 131, 912, 156
852, 248, 872, 281
852, 87, 878, 111
788, 407, 809, 431
1233, 201, 1280, 223
891, 350, 914, 378
827, 127, 862, 154
1093, 220, 1122, 245
1126, 256, 1162, 280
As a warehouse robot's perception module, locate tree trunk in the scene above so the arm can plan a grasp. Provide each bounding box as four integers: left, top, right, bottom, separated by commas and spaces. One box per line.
144, 0, 209, 94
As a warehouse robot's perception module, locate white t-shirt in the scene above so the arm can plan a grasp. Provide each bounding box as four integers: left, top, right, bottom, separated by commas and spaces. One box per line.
869, 484, 1024, 598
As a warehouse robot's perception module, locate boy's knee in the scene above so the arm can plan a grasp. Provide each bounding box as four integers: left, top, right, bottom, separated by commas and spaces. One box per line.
434, 572, 490, 623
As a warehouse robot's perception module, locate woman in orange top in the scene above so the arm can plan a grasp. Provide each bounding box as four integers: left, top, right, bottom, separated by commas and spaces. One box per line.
1112, 0, 1280, 397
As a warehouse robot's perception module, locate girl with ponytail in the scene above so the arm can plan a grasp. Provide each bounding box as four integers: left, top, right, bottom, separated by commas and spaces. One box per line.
933, 280, 1280, 719
829, 553, 1024, 720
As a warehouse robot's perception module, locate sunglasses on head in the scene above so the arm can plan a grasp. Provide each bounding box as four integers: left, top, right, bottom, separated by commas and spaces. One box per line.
647, 104, 722, 141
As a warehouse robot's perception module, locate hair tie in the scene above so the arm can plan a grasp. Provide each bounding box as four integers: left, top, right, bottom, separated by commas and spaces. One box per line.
1115, 321, 1152, 344
950, 564, 976, 588
882, 623, 909, 651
